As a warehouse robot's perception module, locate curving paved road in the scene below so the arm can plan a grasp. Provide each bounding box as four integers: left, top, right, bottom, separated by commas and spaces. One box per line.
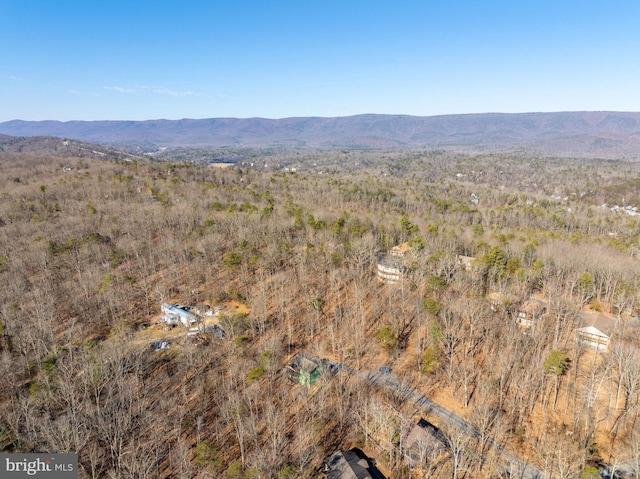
326, 360, 543, 479
599, 460, 639, 479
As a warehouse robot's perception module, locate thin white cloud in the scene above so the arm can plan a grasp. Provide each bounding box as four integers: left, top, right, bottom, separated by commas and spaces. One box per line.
103, 86, 137, 93
69, 89, 101, 97
152, 87, 206, 97
103, 85, 210, 98
9, 75, 23, 81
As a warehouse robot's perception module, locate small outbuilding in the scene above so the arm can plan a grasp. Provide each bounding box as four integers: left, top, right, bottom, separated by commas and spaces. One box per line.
389, 242, 411, 257
187, 324, 225, 338
286, 355, 325, 387
456, 255, 476, 271
487, 292, 518, 313
516, 298, 547, 328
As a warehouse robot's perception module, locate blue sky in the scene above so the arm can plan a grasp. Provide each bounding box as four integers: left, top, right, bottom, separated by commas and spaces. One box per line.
1, 0, 639, 121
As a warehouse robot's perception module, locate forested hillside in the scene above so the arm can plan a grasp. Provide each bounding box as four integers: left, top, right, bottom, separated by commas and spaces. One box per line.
0, 149, 639, 478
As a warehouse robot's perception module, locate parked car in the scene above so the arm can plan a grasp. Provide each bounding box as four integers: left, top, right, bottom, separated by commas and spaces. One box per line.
151, 341, 170, 351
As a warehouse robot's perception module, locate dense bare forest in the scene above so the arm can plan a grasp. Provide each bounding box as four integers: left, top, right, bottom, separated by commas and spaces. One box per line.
1, 148, 639, 478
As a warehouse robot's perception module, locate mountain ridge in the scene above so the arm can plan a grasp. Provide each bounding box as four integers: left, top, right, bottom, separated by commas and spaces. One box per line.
0, 134, 143, 161
2, 112, 640, 157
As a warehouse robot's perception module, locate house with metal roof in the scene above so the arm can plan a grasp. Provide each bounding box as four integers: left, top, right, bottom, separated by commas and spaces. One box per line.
161, 302, 198, 327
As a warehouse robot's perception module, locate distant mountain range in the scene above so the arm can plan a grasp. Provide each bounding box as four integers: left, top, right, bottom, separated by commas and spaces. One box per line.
2, 112, 640, 157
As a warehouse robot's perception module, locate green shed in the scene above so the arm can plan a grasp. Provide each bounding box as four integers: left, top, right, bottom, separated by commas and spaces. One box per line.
297, 357, 324, 387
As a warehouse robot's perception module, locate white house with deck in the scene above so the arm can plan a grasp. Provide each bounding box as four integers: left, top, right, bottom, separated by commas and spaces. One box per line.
576, 312, 616, 351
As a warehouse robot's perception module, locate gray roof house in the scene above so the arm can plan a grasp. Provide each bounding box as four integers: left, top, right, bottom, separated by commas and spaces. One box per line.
400, 418, 448, 465
324, 448, 386, 479
376, 242, 412, 284
376, 253, 405, 283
